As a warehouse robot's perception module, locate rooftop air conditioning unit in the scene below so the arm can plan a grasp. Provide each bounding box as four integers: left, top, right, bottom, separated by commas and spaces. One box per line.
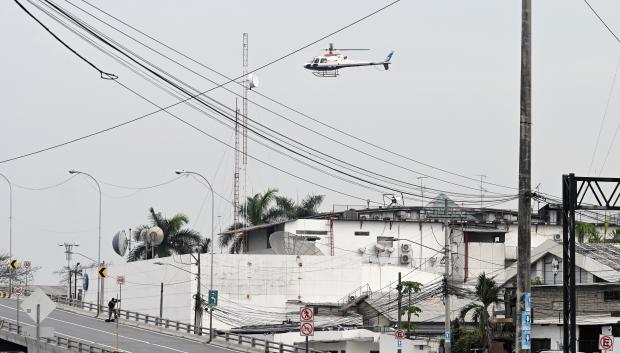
400, 243, 411, 253
553, 234, 562, 241
400, 254, 411, 265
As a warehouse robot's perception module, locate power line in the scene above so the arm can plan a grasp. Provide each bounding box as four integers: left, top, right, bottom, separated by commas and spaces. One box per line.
69, 0, 516, 195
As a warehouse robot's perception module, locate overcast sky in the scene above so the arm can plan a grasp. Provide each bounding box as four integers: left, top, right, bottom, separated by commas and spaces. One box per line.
1, 0, 620, 284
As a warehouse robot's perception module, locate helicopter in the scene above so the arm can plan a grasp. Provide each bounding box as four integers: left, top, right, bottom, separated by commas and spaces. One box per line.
304, 43, 394, 77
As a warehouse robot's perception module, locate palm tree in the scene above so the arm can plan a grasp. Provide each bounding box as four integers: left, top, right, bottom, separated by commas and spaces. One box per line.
273, 194, 325, 220
220, 189, 279, 254
127, 207, 203, 262
576, 222, 599, 243
459, 273, 501, 351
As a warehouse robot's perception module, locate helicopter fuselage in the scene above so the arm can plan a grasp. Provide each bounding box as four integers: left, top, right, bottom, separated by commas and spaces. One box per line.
304, 52, 392, 72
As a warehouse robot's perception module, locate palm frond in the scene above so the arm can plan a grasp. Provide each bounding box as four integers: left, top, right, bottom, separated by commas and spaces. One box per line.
299, 194, 324, 217
127, 244, 147, 262
459, 303, 483, 322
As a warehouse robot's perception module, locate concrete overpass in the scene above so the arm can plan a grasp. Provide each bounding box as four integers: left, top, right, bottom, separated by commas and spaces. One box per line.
0, 298, 320, 353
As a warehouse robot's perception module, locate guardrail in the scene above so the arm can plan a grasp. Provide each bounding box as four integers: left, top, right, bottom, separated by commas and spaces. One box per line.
337, 283, 372, 307
0, 319, 116, 353
48, 295, 324, 353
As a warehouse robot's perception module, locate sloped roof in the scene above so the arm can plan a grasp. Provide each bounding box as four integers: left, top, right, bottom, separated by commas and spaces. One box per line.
498, 240, 620, 285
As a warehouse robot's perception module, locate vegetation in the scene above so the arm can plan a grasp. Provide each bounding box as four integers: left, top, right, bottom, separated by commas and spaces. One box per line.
576, 222, 620, 243
219, 188, 325, 254
127, 207, 205, 262
0, 254, 37, 289
458, 273, 501, 351
401, 280, 423, 338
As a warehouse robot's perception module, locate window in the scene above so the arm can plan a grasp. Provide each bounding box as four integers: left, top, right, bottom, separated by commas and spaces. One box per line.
313, 58, 319, 63
604, 291, 620, 301
320, 58, 327, 63
354, 231, 370, 236
295, 230, 328, 235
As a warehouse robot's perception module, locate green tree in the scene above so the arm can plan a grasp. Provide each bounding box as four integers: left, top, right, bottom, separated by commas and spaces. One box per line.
576, 222, 599, 243
219, 188, 280, 254
610, 228, 620, 243
127, 207, 203, 262
459, 273, 501, 351
273, 194, 325, 220
401, 280, 423, 338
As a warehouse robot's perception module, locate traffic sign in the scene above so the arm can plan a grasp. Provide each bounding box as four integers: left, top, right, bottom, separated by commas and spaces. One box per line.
300, 307, 314, 322
600, 335, 614, 350
98, 266, 108, 278
300, 322, 314, 336
396, 339, 403, 348
12, 286, 23, 297
116, 276, 125, 285
395, 329, 406, 339
208, 290, 218, 306
21, 288, 56, 323
9, 259, 18, 270
0, 292, 10, 299
23, 261, 31, 269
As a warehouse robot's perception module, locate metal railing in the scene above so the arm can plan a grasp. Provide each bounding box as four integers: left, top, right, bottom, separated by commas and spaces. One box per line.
0, 319, 116, 353
337, 283, 372, 307
48, 295, 324, 353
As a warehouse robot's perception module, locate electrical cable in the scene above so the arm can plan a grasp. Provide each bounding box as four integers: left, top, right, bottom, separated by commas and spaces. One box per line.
14, 0, 116, 79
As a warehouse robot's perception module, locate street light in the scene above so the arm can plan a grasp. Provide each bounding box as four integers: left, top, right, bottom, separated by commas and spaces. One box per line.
174, 169, 215, 342
69, 169, 102, 316
0, 173, 12, 294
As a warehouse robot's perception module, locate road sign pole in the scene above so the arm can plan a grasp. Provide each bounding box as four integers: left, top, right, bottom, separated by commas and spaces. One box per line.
306, 336, 309, 353
36, 303, 40, 340
16, 293, 19, 331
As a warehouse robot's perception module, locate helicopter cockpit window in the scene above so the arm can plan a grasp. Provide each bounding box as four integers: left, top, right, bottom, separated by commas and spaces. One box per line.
313, 58, 320, 64
320, 58, 327, 63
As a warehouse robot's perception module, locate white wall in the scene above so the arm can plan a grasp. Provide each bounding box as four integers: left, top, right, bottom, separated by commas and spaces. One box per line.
532, 325, 563, 351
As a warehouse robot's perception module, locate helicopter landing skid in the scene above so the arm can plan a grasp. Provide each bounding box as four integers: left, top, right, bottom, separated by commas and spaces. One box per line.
312, 70, 339, 78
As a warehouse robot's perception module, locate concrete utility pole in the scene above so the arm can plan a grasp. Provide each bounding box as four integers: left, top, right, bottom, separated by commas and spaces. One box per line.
516, 0, 532, 352
444, 198, 451, 353
193, 252, 202, 335
397, 271, 402, 353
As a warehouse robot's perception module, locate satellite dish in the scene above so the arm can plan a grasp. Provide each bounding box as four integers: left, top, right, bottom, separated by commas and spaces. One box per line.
139, 228, 148, 242
375, 244, 386, 253
248, 73, 259, 90
112, 230, 129, 257
146, 226, 164, 246
269, 231, 323, 256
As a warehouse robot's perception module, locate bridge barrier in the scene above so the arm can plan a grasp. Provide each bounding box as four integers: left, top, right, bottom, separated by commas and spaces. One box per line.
0, 319, 116, 353
48, 295, 324, 353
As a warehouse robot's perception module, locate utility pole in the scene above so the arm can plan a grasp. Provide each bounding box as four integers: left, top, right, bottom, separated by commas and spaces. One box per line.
516, 0, 532, 352
417, 177, 427, 269
192, 252, 202, 335
59, 243, 78, 298
444, 198, 451, 353
397, 271, 402, 353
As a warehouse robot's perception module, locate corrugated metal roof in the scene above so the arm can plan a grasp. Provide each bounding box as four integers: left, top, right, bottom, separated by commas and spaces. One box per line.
575, 242, 620, 273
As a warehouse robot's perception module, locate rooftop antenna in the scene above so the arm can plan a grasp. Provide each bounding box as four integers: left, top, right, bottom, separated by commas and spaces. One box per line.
233, 99, 240, 234
475, 174, 487, 209
242, 32, 249, 251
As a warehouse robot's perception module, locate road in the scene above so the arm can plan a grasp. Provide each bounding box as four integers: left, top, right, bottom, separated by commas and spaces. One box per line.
0, 298, 237, 353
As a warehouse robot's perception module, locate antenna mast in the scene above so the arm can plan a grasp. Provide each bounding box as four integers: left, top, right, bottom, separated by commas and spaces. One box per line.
242, 33, 249, 250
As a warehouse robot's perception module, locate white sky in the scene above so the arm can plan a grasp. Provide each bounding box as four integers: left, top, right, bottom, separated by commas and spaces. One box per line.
1, 0, 620, 284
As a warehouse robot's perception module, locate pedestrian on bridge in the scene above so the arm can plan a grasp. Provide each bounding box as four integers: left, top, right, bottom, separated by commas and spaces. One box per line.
107, 298, 119, 322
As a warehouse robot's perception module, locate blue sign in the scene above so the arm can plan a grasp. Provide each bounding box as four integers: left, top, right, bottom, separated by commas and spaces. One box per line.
445, 331, 452, 343
208, 290, 218, 306
521, 311, 532, 330
521, 329, 531, 349
83, 273, 89, 291
525, 292, 531, 312
396, 339, 403, 348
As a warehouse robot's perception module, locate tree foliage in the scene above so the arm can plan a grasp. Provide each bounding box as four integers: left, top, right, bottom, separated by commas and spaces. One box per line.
0, 254, 37, 288
127, 207, 205, 262
219, 189, 325, 253
458, 273, 501, 351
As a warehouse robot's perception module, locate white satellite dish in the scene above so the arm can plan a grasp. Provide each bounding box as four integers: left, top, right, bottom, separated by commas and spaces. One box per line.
146, 226, 164, 246
139, 228, 148, 242
112, 230, 129, 257
269, 231, 323, 256
248, 73, 259, 90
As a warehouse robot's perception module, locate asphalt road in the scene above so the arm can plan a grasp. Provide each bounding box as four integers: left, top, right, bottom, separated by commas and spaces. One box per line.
0, 298, 237, 353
